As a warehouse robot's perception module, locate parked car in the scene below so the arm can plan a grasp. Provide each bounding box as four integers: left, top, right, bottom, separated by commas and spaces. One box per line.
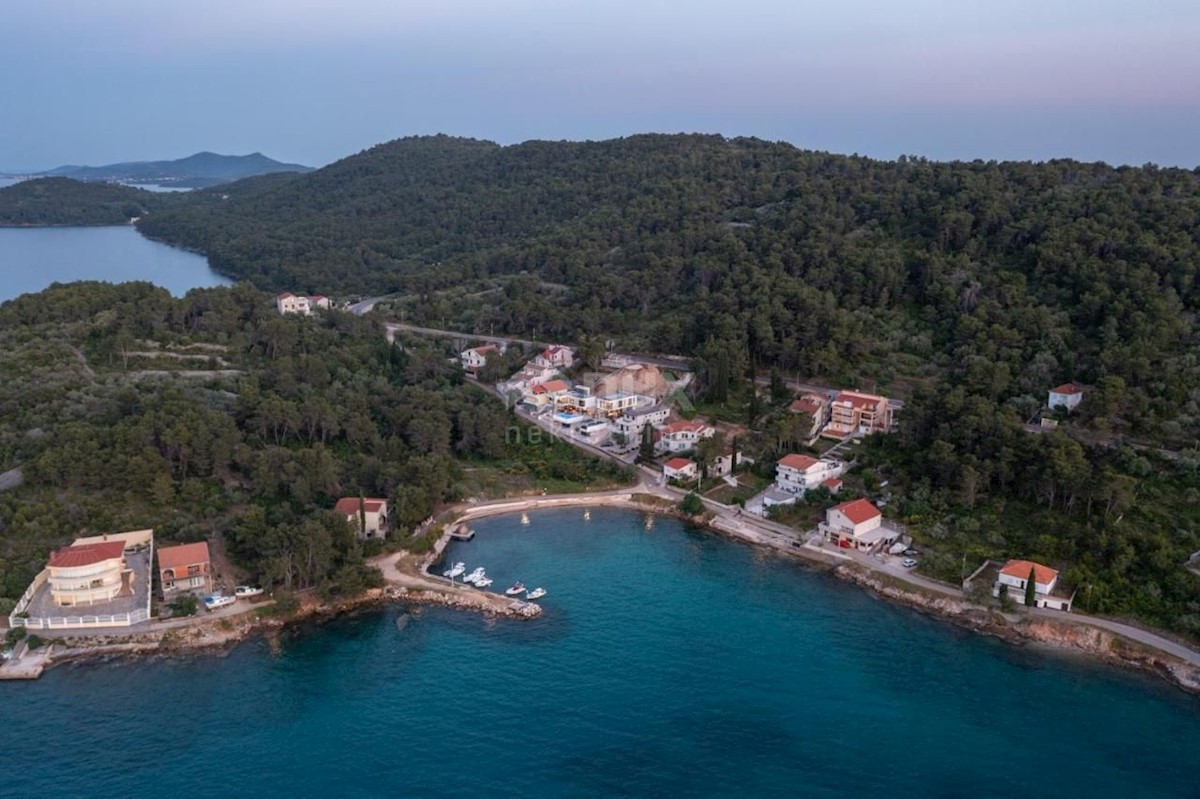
903, 548, 919, 556
901, 558, 918, 568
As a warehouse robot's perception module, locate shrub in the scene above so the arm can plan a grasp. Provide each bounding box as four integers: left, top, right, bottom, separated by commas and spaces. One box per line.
680, 492, 705, 516
25, 634, 45, 650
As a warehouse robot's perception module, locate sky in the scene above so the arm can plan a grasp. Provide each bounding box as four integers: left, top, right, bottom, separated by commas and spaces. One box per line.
1, 0, 1198, 170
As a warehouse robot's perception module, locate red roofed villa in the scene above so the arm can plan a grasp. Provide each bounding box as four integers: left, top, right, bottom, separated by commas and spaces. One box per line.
824, 391, 894, 438
47, 540, 130, 607
789, 393, 831, 442
819, 498, 902, 551
158, 541, 213, 596
993, 559, 1073, 611
655, 420, 716, 453
775, 453, 843, 494
335, 497, 391, 540
663, 457, 698, 482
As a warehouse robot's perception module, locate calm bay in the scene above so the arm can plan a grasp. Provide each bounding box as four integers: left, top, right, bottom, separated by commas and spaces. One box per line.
1, 507, 1197, 798
0, 225, 229, 302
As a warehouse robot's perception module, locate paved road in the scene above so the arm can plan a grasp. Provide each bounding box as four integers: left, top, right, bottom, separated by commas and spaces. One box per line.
349, 296, 390, 316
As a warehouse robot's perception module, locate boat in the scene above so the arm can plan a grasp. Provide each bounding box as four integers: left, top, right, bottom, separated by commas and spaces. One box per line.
443, 562, 466, 578
234, 585, 263, 598
463, 567, 486, 585
505, 581, 526, 596
583, 510, 591, 521
521, 513, 530, 525
474, 577, 493, 588
526, 587, 547, 600
203, 594, 236, 610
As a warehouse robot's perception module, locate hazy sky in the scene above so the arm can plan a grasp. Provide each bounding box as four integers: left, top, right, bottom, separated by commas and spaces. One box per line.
2, 0, 1198, 169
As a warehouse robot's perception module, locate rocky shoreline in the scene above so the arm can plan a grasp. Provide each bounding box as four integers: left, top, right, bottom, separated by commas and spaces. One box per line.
832, 564, 1200, 696
6, 497, 1199, 695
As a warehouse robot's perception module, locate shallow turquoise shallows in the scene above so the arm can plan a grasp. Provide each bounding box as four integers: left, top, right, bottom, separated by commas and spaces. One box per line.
0, 225, 229, 302
3, 508, 1198, 798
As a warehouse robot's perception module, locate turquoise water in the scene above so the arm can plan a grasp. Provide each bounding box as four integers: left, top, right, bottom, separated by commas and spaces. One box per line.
2, 507, 1198, 797
0, 225, 229, 302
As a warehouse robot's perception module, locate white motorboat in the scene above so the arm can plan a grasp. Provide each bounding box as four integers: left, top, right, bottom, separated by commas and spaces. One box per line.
520, 513, 530, 525
505, 581, 527, 596
443, 562, 466, 579
474, 577, 493, 588
583, 510, 591, 521
463, 567, 486, 585
526, 587, 547, 600
203, 594, 236, 610
234, 585, 264, 598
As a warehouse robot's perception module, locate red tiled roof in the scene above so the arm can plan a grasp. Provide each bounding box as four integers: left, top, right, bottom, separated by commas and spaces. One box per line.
541, 379, 570, 393
276, 292, 295, 299
334, 497, 387, 515
1000, 559, 1058, 585
778, 453, 819, 471
789, 394, 825, 414
822, 477, 843, 488
834, 391, 885, 410
158, 541, 211, 572
49, 541, 125, 569
664, 457, 694, 470
468, 345, 499, 355
1050, 383, 1083, 396
830, 498, 881, 525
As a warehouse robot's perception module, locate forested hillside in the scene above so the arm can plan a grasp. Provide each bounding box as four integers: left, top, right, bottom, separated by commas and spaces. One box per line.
0, 282, 629, 610
4, 134, 1200, 633
0, 178, 161, 225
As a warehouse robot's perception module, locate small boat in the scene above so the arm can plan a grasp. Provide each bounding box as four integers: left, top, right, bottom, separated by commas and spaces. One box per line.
203, 594, 236, 610
505, 581, 526, 596
521, 513, 530, 525
526, 587, 547, 600
583, 510, 591, 521
234, 585, 263, 598
474, 577, 493, 588
443, 562, 466, 578
463, 567, 486, 585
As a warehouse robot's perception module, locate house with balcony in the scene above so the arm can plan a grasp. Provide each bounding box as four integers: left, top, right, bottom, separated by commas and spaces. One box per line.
789, 393, 831, 442
500, 361, 558, 395
824, 391, 893, 438
775, 454, 843, 494
818, 498, 901, 551
334, 497, 391, 540
993, 559, 1073, 611
158, 541, 213, 597
596, 391, 646, 418
555, 386, 597, 414
47, 541, 131, 607
522, 378, 572, 410
1048, 383, 1085, 412
656, 420, 716, 454
460, 344, 502, 376
613, 404, 671, 438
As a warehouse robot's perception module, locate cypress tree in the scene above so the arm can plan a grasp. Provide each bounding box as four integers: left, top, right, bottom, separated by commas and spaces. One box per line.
1025, 566, 1038, 607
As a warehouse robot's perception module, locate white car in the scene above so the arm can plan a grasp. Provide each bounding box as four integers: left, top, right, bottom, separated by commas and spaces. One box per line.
234, 585, 264, 598
901, 558, 918, 569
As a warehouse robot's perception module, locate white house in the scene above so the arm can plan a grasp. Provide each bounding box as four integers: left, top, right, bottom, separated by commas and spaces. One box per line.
775, 454, 843, 494
993, 559, 1071, 610
335, 497, 390, 540
579, 419, 610, 440
500, 362, 558, 394
656, 421, 716, 453
819, 498, 900, 551
1048, 383, 1084, 412
663, 457, 698, 482
710, 450, 749, 477
533, 345, 575, 370
613, 404, 670, 438
276, 292, 332, 315
460, 344, 502, 375
597, 392, 645, 418
522, 378, 572, 409
555, 387, 597, 414
789, 393, 831, 442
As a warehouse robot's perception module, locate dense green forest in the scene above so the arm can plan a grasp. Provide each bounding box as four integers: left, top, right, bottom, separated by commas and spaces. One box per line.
3, 134, 1199, 634
0, 178, 161, 226
0, 282, 629, 611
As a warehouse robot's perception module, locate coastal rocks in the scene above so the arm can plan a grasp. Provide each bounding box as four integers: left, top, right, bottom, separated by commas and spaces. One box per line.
383, 585, 542, 618
834, 563, 1200, 696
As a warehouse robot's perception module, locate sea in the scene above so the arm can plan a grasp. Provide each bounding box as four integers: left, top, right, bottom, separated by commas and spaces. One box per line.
0, 225, 229, 302
2, 507, 1197, 798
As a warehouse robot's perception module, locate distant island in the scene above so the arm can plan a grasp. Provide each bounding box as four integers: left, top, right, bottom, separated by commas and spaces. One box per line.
3, 151, 313, 189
